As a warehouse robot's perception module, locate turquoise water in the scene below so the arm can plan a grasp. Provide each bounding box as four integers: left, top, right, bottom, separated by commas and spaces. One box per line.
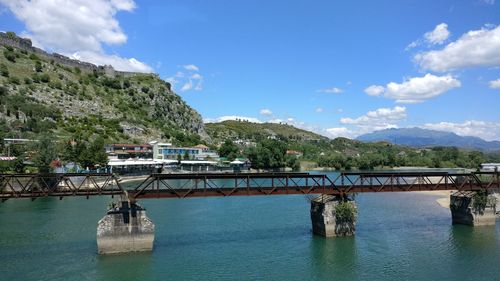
0, 174, 499, 280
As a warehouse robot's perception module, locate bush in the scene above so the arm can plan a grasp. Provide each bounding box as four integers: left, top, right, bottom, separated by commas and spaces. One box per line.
8, 76, 20, 85
123, 79, 131, 88
101, 77, 121, 89
29, 53, 39, 60
39, 73, 50, 83
49, 80, 63, 89
32, 73, 40, 83
3, 50, 16, 62
35, 61, 43, 72
335, 201, 357, 223
24, 77, 32, 84
6, 31, 16, 39
0, 63, 9, 77
334, 200, 357, 236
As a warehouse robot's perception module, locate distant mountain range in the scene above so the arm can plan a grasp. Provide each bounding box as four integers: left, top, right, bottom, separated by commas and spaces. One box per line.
356, 128, 500, 152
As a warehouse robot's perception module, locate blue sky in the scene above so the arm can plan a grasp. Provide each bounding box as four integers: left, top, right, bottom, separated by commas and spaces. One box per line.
1, 0, 499, 140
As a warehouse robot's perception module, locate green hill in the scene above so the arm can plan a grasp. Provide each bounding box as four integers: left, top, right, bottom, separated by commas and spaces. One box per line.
0, 32, 206, 145
205, 120, 327, 143
205, 120, 497, 170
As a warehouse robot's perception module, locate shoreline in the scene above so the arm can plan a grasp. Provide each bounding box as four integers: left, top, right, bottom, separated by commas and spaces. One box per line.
116, 175, 150, 184
413, 190, 454, 209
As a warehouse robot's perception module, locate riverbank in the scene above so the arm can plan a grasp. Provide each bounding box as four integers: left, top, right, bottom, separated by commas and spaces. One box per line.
414, 190, 454, 209
116, 174, 150, 183
415, 190, 500, 210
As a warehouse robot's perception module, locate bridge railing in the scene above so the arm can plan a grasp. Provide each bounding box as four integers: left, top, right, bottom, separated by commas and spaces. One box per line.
334, 172, 500, 193
130, 173, 334, 198
0, 173, 124, 200
1, 171, 498, 200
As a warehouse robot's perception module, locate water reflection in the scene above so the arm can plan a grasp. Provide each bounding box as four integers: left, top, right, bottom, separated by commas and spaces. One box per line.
97, 252, 153, 281
309, 236, 358, 281
449, 224, 498, 252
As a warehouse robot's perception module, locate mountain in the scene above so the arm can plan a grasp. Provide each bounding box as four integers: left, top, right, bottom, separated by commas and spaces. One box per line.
0, 32, 207, 143
205, 120, 327, 143
356, 128, 500, 151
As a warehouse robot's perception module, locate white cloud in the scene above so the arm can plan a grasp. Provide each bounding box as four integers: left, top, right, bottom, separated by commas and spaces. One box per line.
324, 106, 408, 139
183, 64, 199, 71
71, 51, 153, 73
0, 0, 153, 73
180, 81, 193, 92
325, 127, 355, 139
489, 78, 500, 89
364, 85, 385, 96
384, 74, 461, 103
340, 106, 407, 127
317, 87, 343, 94
164, 76, 178, 86
259, 108, 273, 116
315, 107, 324, 113
406, 23, 450, 51
415, 25, 500, 72
421, 120, 500, 141
204, 116, 262, 123
405, 41, 419, 51
424, 23, 450, 45
169, 66, 203, 92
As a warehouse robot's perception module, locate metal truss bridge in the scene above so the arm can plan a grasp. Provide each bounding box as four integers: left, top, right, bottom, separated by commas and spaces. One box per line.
1, 171, 499, 202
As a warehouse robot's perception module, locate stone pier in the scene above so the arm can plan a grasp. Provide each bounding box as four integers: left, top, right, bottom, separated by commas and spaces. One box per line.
97, 200, 155, 254
310, 195, 357, 237
450, 191, 497, 226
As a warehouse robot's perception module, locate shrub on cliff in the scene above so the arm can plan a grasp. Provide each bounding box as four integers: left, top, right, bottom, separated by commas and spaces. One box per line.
334, 200, 357, 236
0, 63, 9, 77
3, 50, 16, 62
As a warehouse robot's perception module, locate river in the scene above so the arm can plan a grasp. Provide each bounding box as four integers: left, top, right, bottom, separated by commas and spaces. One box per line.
0, 172, 499, 281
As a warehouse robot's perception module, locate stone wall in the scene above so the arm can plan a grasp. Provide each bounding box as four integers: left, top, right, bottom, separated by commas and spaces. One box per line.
0, 32, 145, 78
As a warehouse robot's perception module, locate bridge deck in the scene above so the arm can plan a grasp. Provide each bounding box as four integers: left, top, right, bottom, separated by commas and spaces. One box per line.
1, 172, 498, 201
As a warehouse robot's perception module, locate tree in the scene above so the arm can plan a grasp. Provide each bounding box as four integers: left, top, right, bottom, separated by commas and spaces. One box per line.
77, 137, 108, 169
90, 137, 108, 168
31, 134, 59, 173
285, 154, 301, 171
246, 139, 287, 170
219, 140, 239, 160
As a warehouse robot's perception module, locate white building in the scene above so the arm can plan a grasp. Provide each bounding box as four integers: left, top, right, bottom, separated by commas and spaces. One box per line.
481, 163, 500, 171
151, 141, 219, 161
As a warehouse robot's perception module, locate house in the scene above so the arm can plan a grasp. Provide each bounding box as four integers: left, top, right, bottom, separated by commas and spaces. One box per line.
105, 143, 153, 160
151, 141, 219, 161
286, 150, 303, 158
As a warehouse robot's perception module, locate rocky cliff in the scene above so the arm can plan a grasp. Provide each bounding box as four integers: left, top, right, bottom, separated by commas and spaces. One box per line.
0, 32, 207, 143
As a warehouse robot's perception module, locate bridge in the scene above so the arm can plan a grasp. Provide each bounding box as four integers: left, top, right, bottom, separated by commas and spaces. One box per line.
1, 171, 498, 254
1, 171, 498, 200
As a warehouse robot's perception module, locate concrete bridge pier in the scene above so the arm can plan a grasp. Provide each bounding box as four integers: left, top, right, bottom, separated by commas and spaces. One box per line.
450, 191, 497, 226
310, 195, 357, 237
97, 198, 155, 254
